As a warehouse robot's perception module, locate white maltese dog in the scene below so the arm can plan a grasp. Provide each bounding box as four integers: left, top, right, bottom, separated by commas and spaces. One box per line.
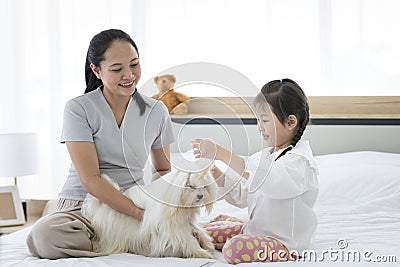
81, 167, 217, 258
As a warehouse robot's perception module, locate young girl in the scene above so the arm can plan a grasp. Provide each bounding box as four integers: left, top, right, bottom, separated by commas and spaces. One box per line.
192, 79, 318, 264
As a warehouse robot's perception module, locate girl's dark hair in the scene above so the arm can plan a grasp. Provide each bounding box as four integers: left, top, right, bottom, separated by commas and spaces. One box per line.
85, 29, 148, 115
254, 78, 310, 146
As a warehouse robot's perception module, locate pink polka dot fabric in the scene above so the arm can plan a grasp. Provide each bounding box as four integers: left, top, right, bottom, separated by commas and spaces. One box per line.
204, 221, 244, 243
204, 221, 291, 264
222, 234, 290, 264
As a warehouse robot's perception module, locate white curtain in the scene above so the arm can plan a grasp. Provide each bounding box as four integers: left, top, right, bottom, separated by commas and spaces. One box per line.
1, 0, 399, 199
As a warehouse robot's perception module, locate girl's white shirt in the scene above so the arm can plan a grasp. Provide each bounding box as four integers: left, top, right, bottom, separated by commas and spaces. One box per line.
219, 140, 319, 253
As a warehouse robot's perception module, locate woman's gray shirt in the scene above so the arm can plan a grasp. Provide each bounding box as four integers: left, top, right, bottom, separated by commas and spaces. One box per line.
59, 88, 175, 200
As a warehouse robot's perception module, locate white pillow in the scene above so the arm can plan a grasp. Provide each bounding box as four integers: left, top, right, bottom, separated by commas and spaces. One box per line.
315, 151, 400, 209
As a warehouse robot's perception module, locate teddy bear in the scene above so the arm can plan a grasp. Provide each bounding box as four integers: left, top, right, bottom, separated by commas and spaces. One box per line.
151, 74, 190, 115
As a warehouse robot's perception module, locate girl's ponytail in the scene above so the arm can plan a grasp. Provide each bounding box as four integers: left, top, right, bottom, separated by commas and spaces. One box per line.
291, 106, 309, 146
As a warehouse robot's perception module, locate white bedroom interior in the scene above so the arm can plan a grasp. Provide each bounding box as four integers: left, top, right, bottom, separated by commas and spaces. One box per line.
1, 0, 399, 199
1, 0, 400, 199
0, 0, 399, 265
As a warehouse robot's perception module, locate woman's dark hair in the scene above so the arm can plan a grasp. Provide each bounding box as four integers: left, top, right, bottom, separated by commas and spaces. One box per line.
85, 29, 148, 115
253, 78, 310, 146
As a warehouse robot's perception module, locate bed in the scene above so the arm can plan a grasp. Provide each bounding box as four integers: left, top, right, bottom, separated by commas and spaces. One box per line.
1, 150, 399, 266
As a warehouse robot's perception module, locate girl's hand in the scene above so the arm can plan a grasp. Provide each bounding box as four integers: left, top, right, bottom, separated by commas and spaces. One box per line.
211, 165, 225, 187
191, 138, 218, 160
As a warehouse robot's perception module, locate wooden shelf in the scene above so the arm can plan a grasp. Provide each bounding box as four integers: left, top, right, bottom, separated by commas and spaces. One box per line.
174, 96, 400, 119
308, 96, 400, 119
172, 113, 256, 119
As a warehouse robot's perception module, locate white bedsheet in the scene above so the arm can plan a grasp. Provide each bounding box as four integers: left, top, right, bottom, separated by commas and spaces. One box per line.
1, 151, 399, 266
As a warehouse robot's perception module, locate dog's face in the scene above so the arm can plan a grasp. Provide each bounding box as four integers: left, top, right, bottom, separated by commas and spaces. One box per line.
182, 169, 217, 211
164, 167, 218, 214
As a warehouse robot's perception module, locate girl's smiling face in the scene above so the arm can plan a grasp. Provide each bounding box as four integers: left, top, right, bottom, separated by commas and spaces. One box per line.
255, 104, 297, 150
90, 40, 141, 98
256, 109, 275, 147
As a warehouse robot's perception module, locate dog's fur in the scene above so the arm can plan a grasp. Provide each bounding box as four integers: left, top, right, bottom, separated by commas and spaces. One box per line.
81, 168, 217, 258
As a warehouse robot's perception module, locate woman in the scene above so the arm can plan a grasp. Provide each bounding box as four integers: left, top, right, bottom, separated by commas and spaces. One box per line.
26, 29, 175, 259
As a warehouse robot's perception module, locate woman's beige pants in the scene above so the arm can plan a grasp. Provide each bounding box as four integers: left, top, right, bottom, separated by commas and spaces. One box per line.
26, 199, 106, 259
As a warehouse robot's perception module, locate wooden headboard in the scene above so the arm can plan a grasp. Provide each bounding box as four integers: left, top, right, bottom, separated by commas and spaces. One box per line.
170, 96, 400, 155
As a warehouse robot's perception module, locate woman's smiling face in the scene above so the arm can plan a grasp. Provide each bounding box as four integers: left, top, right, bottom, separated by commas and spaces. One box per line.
91, 40, 141, 97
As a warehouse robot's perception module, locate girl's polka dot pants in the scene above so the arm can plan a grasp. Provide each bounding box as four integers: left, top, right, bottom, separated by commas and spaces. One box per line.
204, 221, 291, 264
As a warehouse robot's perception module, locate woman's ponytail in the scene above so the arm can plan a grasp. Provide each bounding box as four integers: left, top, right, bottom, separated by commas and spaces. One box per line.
85, 53, 103, 94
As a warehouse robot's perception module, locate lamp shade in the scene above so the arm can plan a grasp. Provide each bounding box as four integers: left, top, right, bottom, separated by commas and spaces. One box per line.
0, 133, 39, 177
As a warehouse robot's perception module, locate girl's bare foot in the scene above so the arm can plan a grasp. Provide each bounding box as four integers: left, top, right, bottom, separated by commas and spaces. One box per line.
214, 242, 224, 251
210, 214, 243, 223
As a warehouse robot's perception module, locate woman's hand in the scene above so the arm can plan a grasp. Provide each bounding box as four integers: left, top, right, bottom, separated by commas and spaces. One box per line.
191, 138, 219, 160
66, 141, 145, 219
132, 206, 145, 221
